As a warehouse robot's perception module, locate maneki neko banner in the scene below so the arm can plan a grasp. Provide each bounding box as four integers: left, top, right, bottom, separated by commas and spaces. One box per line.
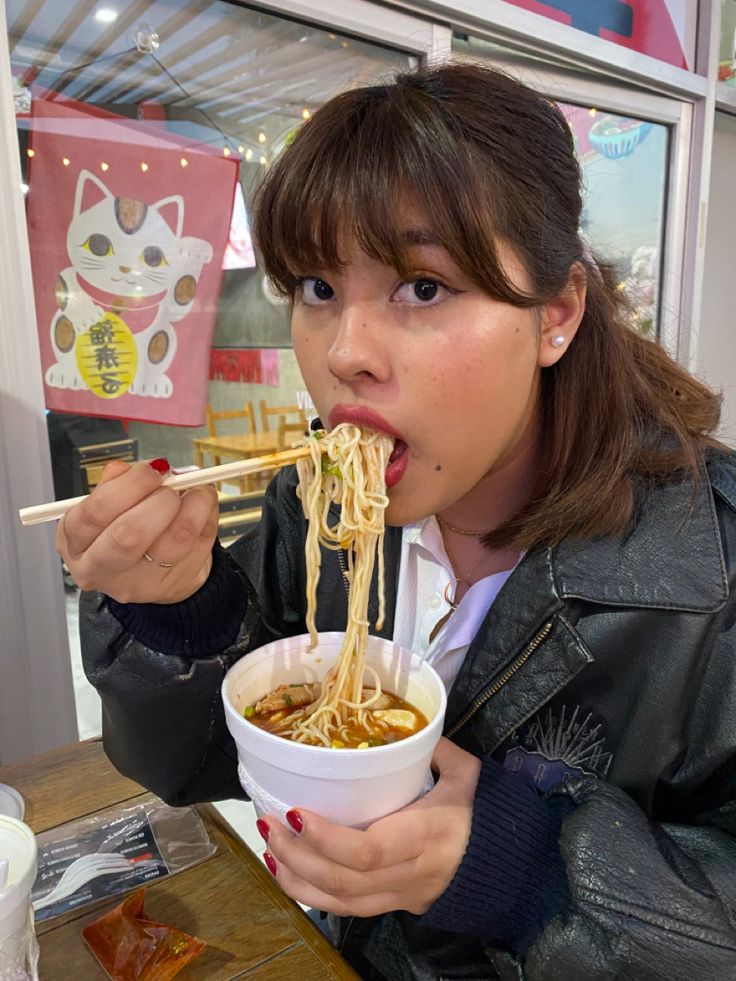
26, 98, 238, 426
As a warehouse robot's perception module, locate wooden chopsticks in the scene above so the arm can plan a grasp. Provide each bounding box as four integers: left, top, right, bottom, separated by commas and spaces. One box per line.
18, 446, 311, 526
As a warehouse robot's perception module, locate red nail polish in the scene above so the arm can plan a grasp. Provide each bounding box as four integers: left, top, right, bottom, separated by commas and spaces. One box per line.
256, 819, 270, 843
286, 809, 304, 834
148, 457, 170, 475
264, 852, 277, 876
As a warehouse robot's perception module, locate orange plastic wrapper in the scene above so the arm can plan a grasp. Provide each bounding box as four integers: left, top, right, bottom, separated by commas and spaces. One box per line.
82, 888, 205, 980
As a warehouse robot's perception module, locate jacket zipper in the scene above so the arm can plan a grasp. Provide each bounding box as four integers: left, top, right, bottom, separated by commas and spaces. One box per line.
445, 620, 554, 738
337, 548, 350, 595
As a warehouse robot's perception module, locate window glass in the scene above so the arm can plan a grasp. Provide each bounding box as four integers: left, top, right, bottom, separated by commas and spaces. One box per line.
8, 0, 413, 465
7, 0, 413, 737
720, 0, 736, 87
452, 34, 669, 338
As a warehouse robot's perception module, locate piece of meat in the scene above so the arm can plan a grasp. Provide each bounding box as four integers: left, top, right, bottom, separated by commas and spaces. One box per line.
254, 684, 317, 715
362, 689, 393, 710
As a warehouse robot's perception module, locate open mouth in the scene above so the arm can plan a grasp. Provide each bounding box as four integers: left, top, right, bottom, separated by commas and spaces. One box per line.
385, 439, 408, 488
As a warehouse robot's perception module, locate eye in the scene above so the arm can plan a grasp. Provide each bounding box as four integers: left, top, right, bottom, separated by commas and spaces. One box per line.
83, 234, 114, 257
393, 278, 451, 305
297, 277, 335, 305
142, 245, 167, 267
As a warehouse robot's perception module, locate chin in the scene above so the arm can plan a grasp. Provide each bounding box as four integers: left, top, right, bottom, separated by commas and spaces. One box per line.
384, 498, 430, 528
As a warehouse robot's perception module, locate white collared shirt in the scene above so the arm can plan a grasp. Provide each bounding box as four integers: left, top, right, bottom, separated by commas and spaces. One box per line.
392, 517, 518, 692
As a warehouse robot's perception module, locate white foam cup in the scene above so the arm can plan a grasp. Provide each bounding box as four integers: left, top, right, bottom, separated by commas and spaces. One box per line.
222, 633, 447, 828
0, 817, 39, 981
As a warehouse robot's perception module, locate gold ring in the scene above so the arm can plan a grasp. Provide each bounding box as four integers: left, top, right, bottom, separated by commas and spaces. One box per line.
142, 551, 154, 563
158, 560, 176, 569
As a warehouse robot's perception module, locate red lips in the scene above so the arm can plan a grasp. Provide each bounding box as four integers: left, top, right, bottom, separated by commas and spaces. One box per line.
328, 404, 408, 488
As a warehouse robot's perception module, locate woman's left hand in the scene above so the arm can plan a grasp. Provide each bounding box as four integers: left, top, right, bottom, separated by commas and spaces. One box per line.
259, 737, 481, 917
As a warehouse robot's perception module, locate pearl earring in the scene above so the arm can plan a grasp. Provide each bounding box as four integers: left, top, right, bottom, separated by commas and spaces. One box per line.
550, 335, 565, 348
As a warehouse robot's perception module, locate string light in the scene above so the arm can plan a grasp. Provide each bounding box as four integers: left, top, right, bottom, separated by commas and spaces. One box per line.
140, 161, 149, 172
245, 148, 253, 161
340, 40, 349, 48
301, 108, 311, 120
95, 8, 118, 24
258, 132, 266, 143
180, 157, 188, 167
223, 146, 231, 156
589, 107, 597, 117
259, 155, 267, 166
62, 157, 70, 166
101, 162, 109, 171
237, 144, 245, 153
26, 148, 35, 158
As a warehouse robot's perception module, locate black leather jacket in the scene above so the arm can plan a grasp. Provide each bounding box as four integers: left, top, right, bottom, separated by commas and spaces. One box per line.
80, 452, 736, 980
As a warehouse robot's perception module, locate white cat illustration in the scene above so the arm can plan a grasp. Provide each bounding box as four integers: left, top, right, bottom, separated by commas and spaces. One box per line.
45, 170, 213, 399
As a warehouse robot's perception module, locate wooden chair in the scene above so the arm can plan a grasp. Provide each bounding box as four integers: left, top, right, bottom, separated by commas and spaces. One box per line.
203, 401, 256, 492
277, 416, 309, 451
205, 401, 256, 437
259, 399, 306, 432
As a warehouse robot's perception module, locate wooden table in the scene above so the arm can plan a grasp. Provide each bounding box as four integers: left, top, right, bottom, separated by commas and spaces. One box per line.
0, 740, 360, 980
193, 432, 280, 493
192, 432, 279, 470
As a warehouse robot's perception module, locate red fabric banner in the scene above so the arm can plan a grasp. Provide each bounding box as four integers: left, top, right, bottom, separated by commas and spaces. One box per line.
27, 97, 238, 426
209, 348, 280, 386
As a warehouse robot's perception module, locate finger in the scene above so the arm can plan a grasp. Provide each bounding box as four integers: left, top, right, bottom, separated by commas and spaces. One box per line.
73, 485, 182, 581
264, 811, 421, 891
61, 459, 172, 557
263, 850, 403, 918
144, 485, 219, 566
97, 460, 132, 484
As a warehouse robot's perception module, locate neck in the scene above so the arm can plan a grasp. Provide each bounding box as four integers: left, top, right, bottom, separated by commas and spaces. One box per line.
439, 412, 541, 534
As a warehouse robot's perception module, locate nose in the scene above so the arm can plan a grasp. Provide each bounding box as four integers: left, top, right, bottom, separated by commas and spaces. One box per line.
119, 265, 132, 274
326, 304, 390, 384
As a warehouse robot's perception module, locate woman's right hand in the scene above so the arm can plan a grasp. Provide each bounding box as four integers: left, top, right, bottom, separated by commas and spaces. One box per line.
56, 459, 220, 605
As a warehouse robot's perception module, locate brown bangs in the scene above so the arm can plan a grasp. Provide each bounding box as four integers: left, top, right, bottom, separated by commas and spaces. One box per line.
251, 78, 536, 307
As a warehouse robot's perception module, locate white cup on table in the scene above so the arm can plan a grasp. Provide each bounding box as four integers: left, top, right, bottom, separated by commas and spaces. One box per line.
0, 817, 39, 981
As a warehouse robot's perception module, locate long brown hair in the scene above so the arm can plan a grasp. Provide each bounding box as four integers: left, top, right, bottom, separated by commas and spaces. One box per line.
252, 62, 722, 548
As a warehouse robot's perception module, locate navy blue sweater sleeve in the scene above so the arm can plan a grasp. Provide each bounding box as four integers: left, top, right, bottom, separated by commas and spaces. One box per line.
106, 541, 250, 657
419, 756, 573, 955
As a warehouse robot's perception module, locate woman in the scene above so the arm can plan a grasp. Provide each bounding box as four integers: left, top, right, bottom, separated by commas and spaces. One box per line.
62, 63, 736, 980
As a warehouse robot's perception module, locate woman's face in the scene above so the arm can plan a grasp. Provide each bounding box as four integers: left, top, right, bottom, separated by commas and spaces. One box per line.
291, 233, 571, 526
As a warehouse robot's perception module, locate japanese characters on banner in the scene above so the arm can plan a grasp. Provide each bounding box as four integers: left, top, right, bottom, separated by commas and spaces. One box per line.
26, 98, 238, 426
499, 0, 693, 70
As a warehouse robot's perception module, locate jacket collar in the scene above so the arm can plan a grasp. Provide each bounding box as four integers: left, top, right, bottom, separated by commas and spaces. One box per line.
551, 464, 729, 613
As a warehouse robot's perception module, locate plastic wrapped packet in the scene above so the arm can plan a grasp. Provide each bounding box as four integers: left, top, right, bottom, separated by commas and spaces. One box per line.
31, 795, 216, 922
82, 888, 205, 980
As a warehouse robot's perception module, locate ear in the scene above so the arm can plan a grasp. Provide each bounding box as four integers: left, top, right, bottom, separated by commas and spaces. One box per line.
73, 169, 111, 217
153, 194, 184, 238
537, 263, 587, 368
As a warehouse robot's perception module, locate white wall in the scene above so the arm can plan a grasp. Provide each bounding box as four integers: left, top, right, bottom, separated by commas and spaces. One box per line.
697, 111, 736, 448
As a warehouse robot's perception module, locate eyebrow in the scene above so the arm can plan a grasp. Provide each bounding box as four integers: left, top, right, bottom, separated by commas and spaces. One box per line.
399, 227, 443, 247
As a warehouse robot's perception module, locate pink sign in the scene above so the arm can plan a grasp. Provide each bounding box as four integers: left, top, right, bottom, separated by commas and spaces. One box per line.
27, 97, 238, 426
499, 0, 691, 70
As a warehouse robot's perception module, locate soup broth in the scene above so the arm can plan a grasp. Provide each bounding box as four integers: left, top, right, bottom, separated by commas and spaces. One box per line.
244, 684, 428, 748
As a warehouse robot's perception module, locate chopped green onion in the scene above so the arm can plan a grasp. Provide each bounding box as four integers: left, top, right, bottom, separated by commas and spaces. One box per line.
283, 694, 293, 707
244, 705, 255, 718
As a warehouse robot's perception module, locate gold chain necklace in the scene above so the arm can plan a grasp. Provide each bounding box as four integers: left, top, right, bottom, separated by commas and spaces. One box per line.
440, 529, 493, 611
436, 513, 492, 538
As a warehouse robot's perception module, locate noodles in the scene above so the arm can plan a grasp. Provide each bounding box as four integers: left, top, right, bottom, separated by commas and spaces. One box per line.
264, 423, 393, 747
